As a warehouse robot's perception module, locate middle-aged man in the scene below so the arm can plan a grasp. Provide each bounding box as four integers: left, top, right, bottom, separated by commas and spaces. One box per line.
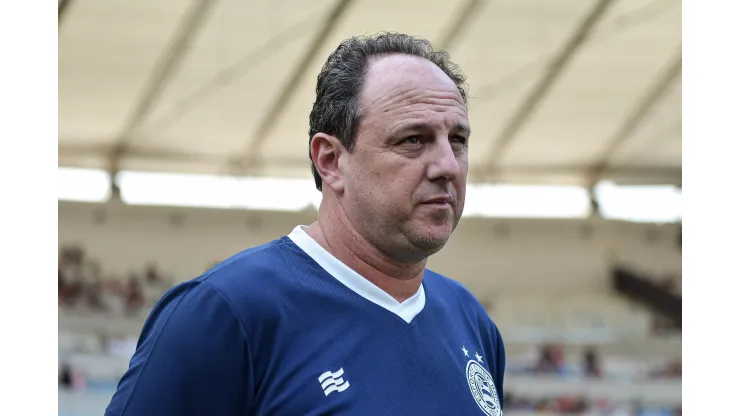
105, 32, 505, 416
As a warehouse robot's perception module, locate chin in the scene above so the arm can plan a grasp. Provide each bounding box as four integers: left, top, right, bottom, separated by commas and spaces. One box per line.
407, 225, 454, 255
412, 236, 449, 257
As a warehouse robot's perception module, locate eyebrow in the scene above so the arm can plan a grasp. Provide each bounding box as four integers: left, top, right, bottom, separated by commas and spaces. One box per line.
395, 122, 471, 136
452, 123, 471, 136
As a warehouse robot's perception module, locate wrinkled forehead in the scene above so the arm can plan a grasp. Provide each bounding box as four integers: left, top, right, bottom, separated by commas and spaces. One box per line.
359, 54, 466, 114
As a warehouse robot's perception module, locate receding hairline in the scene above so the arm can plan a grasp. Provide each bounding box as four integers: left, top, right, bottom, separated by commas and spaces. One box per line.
364, 53, 460, 86
356, 53, 466, 116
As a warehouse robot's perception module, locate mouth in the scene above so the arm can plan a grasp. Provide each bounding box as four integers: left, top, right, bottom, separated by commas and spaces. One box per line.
420, 197, 454, 207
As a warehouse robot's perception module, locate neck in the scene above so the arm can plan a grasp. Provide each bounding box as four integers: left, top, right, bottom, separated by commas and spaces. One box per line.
304, 201, 426, 303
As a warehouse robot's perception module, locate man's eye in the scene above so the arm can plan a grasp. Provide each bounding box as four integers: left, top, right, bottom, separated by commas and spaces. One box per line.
402, 136, 422, 145
451, 135, 467, 145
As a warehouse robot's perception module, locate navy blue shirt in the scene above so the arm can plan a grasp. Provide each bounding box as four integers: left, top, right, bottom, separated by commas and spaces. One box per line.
106, 226, 505, 415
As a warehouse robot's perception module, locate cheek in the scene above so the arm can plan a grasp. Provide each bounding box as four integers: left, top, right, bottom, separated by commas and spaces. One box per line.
388, 164, 427, 197
454, 175, 467, 208
357, 171, 418, 215
364, 156, 412, 186
350, 152, 424, 204
346, 162, 388, 204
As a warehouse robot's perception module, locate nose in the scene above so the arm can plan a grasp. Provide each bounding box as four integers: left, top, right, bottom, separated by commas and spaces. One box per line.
426, 137, 461, 183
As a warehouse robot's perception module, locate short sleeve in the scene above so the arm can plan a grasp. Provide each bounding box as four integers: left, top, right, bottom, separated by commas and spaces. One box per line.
105, 282, 254, 416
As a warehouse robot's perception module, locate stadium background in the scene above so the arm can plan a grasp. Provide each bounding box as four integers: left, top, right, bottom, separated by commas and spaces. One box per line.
58, 0, 682, 415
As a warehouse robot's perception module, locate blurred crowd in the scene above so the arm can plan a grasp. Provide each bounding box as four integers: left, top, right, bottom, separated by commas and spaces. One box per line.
58, 245, 170, 315
503, 393, 681, 416
510, 344, 681, 381
509, 343, 681, 414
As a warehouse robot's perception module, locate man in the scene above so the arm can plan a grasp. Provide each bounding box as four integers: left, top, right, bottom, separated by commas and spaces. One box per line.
105, 32, 505, 416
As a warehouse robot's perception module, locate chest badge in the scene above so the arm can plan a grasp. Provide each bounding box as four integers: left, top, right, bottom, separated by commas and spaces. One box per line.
461, 345, 502, 416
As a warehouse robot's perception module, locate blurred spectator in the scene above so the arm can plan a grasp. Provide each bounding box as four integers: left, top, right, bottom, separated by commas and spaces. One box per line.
59, 363, 73, 388
651, 315, 679, 335
125, 277, 144, 315
60, 245, 85, 266
583, 346, 603, 378
534, 343, 565, 374
58, 244, 178, 316
648, 358, 681, 379
144, 262, 163, 285
57, 245, 174, 314
58, 265, 84, 307
666, 359, 682, 377
554, 395, 588, 413
85, 280, 105, 311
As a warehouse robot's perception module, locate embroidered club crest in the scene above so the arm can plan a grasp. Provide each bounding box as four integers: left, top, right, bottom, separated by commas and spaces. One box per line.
466, 359, 502, 416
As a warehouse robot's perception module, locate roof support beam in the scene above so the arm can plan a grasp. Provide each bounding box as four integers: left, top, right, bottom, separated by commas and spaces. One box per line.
146, 9, 322, 132
474, 0, 679, 103
586, 48, 682, 187
231, 0, 356, 173
437, 0, 484, 51
480, 0, 616, 179
107, 0, 219, 182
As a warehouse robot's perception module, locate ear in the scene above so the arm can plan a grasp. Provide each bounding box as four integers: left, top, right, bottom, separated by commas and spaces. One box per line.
310, 133, 345, 193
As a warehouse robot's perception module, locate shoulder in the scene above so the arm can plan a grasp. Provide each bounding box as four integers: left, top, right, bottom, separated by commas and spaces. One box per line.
139, 235, 314, 364
106, 280, 254, 415
148, 236, 310, 334
423, 269, 487, 313
424, 269, 503, 336
425, 269, 506, 383
193, 235, 308, 302
180, 233, 326, 326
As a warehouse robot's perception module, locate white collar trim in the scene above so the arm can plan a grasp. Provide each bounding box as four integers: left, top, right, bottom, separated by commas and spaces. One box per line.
287, 225, 425, 324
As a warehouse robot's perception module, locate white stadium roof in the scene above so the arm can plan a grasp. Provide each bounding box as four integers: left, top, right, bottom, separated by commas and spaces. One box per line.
59, 0, 681, 188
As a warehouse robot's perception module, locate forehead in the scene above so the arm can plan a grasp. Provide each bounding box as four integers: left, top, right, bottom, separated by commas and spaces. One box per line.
358, 55, 468, 130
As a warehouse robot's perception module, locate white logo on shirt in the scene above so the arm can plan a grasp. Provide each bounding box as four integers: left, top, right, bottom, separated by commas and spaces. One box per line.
462, 346, 502, 416
318, 368, 350, 396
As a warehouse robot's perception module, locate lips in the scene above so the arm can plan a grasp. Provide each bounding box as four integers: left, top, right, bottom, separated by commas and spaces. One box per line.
421, 196, 454, 205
